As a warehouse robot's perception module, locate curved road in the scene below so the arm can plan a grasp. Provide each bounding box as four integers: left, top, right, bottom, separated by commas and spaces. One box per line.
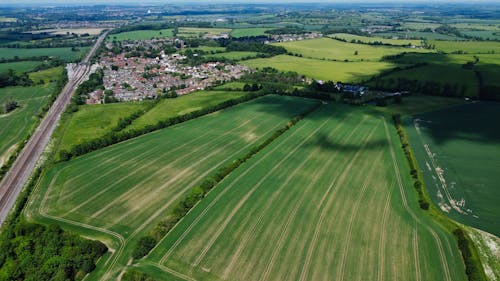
0, 31, 109, 225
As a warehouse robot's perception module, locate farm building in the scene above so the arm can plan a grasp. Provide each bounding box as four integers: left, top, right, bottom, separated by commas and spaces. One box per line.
343, 85, 368, 96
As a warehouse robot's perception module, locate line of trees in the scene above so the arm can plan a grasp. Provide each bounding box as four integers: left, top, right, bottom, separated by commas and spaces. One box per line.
225, 42, 287, 56
132, 101, 322, 260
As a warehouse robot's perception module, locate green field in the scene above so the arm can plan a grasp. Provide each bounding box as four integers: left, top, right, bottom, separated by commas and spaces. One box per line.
375, 31, 464, 41
128, 90, 248, 131
0, 47, 89, 61
55, 102, 152, 155
142, 103, 466, 281
0, 61, 41, 73
214, 81, 247, 91
0, 84, 55, 166
28, 66, 64, 84
188, 46, 226, 53
372, 95, 466, 116
405, 102, 500, 237
330, 33, 424, 46
26, 95, 318, 280
107, 29, 173, 41
243, 55, 395, 83
274, 38, 432, 61
430, 40, 500, 54
205, 51, 259, 60
177, 27, 231, 38
230, 28, 272, 38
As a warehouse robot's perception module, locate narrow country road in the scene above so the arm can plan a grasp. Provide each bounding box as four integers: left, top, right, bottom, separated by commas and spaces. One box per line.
0, 31, 109, 225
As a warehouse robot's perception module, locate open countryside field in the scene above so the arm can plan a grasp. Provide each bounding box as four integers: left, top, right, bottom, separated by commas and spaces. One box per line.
205, 51, 259, 60
28, 66, 64, 83
107, 29, 173, 41
128, 90, 248, 131
430, 40, 500, 54
405, 102, 500, 237
230, 28, 273, 38
177, 27, 231, 38
273, 38, 432, 61
0, 61, 41, 73
0, 47, 89, 61
144, 104, 467, 281
55, 102, 152, 155
0, 84, 55, 166
330, 33, 424, 46
26, 95, 318, 280
243, 55, 395, 83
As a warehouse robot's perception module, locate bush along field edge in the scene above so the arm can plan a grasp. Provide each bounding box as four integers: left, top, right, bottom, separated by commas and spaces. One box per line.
0, 68, 68, 182
392, 114, 487, 281
129, 100, 322, 262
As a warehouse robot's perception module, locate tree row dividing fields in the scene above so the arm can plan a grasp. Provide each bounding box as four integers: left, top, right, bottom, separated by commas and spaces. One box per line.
24, 95, 319, 280
143, 104, 468, 281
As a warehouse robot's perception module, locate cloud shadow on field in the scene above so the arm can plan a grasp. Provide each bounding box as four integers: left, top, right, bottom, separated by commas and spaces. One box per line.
307, 132, 388, 152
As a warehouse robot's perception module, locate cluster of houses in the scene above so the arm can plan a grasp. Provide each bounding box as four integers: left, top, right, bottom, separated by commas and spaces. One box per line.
86, 50, 249, 104
268, 32, 323, 43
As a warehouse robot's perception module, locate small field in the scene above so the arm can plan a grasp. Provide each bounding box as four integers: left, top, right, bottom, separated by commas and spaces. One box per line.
0, 84, 55, 166
107, 29, 173, 41
205, 51, 260, 61
28, 66, 64, 84
29, 28, 104, 35
273, 38, 432, 61
177, 27, 231, 38
405, 102, 500, 237
26, 95, 318, 280
230, 28, 272, 38
375, 31, 464, 41
330, 33, 424, 46
54, 102, 153, 155
242, 55, 395, 83
143, 103, 466, 281
128, 90, 248, 131
0, 47, 89, 61
430, 40, 500, 54
0, 61, 41, 73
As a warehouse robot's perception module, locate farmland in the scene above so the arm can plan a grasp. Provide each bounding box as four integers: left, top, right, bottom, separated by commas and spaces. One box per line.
177, 27, 231, 38
0, 61, 41, 73
127, 90, 249, 131
329, 33, 424, 46
429, 40, 500, 54
230, 28, 273, 38
0, 84, 55, 166
405, 102, 500, 237
107, 29, 174, 41
0, 47, 89, 61
273, 38, 432, 61
142, 104, 467, 281
205, 51, 259, 61
242, 55, 395, 83
26, 95, 318, 280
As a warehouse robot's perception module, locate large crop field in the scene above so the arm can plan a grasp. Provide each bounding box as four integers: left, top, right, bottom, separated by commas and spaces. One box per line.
430, 40, 500, 54
0, 84, 55, 165
330, 33, 424, 46
26, 95, 318, 280
177, 27, 231, 38
0, 47, 89, 61
107, 29, 173, 41
128, 90, 248, 131
405, 102, 500, 237
242, 55, 395, 83
273, 38, 432, 61
141, 103, 466, 281
0, 61, 41, 73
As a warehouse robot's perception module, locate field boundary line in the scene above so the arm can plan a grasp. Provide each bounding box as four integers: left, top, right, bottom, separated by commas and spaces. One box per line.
222, 112, 356, 279
159, 113, 327, 265
190, 114, 333, 268
149, 262, 198, 281
413, 225, 422, 281
382, 117, 451, 281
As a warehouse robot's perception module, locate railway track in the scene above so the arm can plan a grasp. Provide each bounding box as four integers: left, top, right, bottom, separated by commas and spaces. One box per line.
0, 31, 109, 225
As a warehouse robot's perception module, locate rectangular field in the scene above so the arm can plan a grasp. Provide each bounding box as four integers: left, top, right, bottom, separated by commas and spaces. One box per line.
26, 95, 319, 280
405, 102, 500, 237
0, 47, 89, 61
144, 104, 467, 281
107, 29, 173, 41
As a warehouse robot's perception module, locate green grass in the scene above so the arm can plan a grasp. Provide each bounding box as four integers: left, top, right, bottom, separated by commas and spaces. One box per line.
274, 38, 433, 62
0, 47, 89, 62
372, 95, 466, 116
143, 103, 467, 281
0, 84, 55, 165
370, 64, 480, 97
230, 28, 273, 38
107, 29, 173, 41
55, 102, 152, 155
177, 27, 231, 38
28, 66, 64, 84
0, 61, 41, 73
214, 82, 247, 91
128, 90, 249, 131
405, 102, 500, 237
242, 55, 396, 83
430, 40, 500, 54
25, 95, 318, 280
330, 33, 424, 46
375, 31, 464, 41
205, 51, 259, 60
187, 46, 226, 53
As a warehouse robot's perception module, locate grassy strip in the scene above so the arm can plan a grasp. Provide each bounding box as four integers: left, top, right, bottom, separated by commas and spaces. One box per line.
122, 269, 157, 281
392, 114, 487, 281
0, 70, 68, 181
131, 100, 322, 260
58, 91, 268, 162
